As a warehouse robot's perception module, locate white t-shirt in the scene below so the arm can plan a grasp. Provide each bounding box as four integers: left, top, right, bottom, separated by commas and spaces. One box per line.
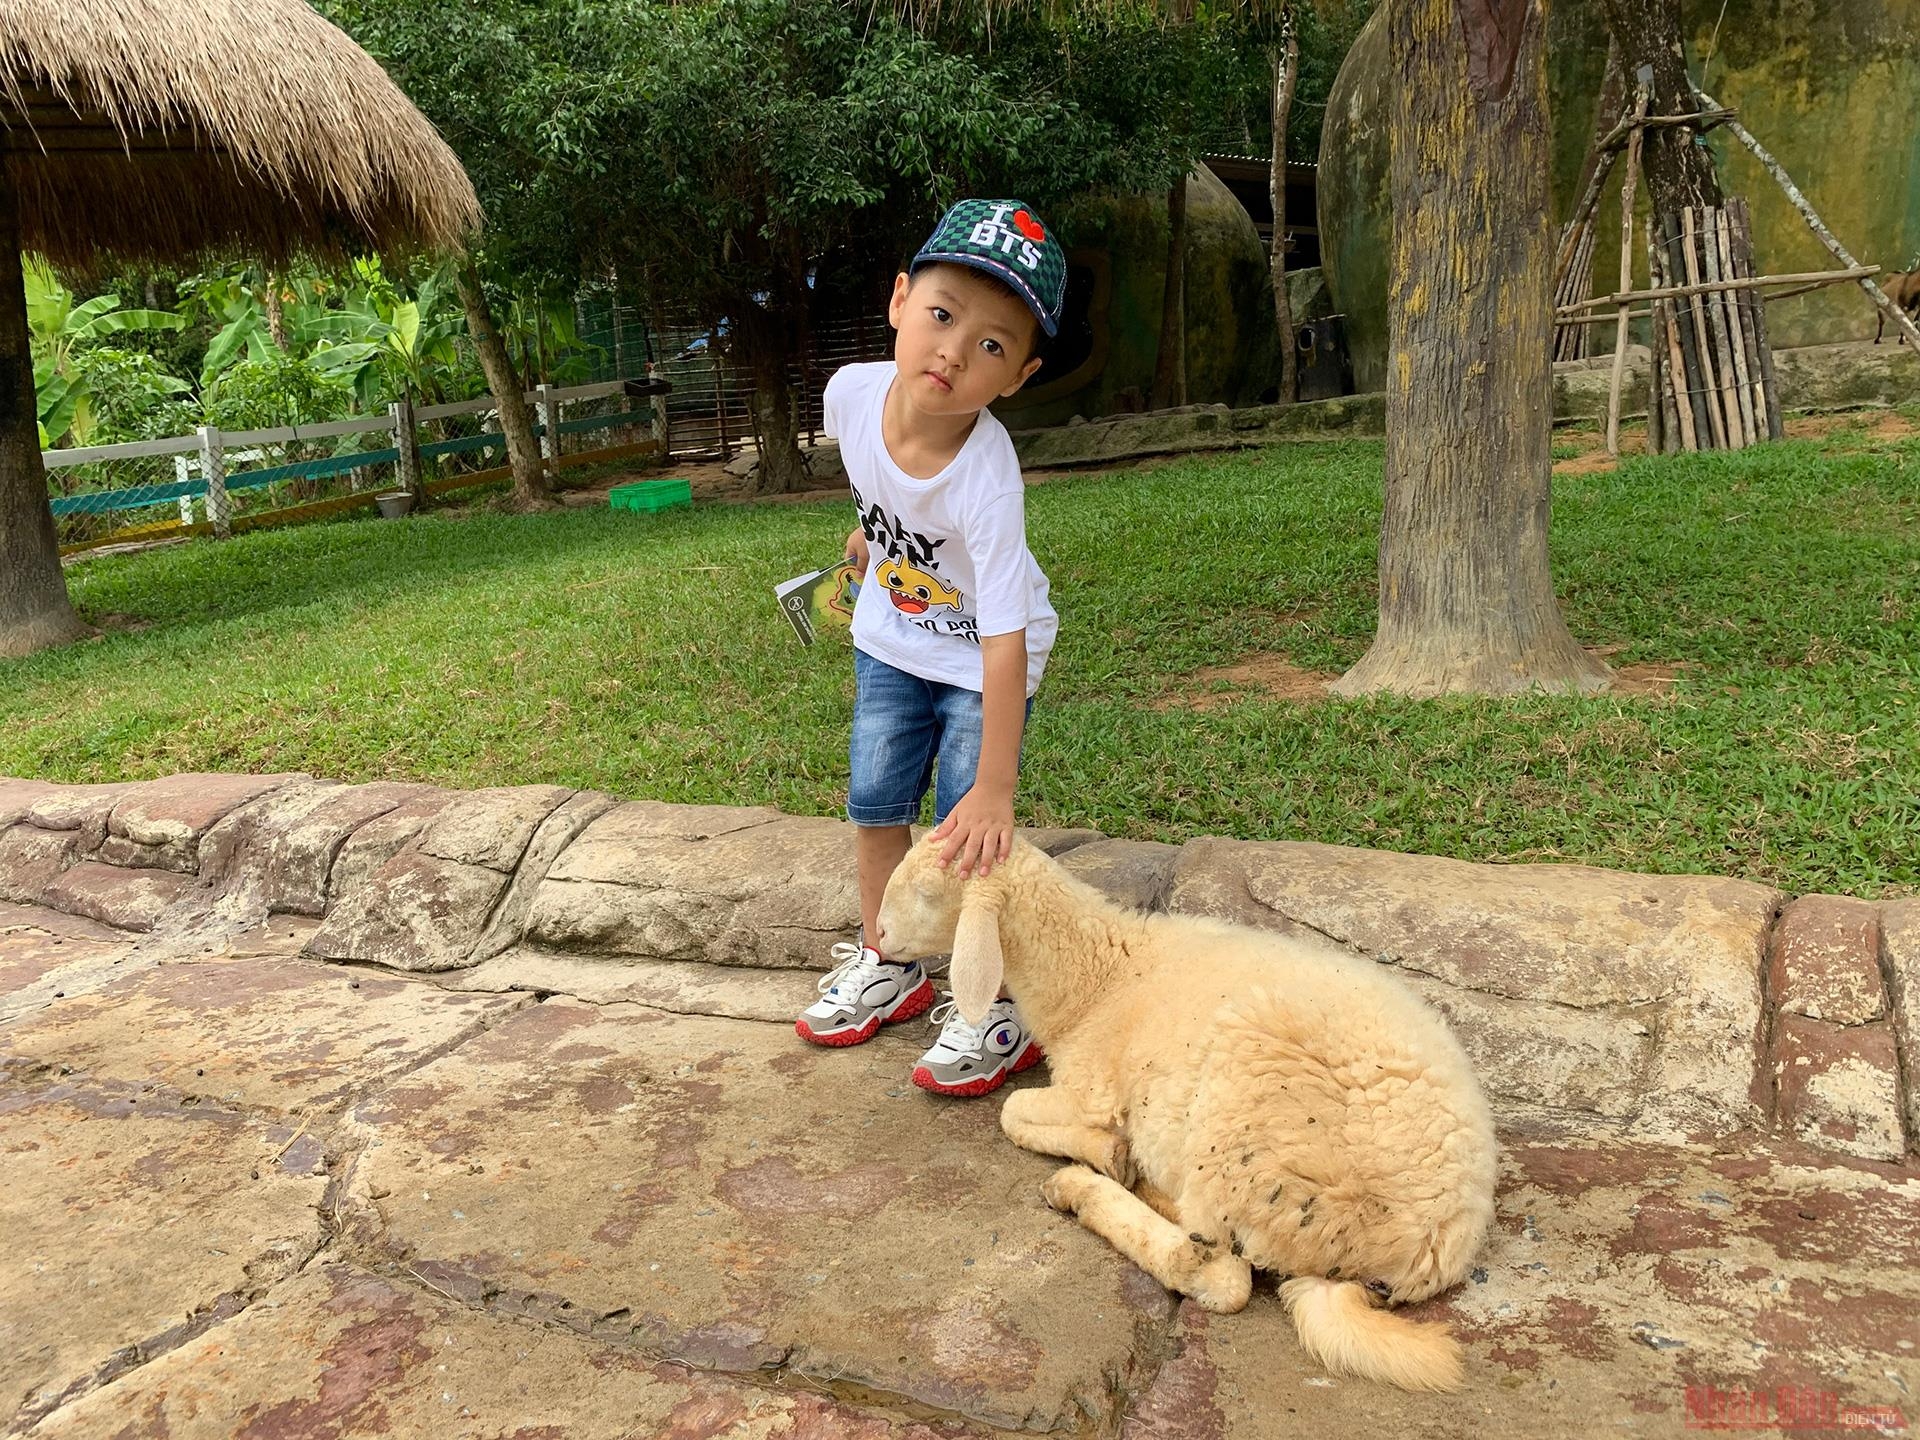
824, 362, 1056, 697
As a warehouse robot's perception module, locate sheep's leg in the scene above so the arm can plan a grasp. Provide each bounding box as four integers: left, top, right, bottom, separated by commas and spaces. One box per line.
1041, 1165, 1253, 1314
1000, 1087, 1131, 1184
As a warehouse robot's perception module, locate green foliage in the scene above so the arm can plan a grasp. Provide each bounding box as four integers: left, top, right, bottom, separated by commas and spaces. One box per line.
324, 0, 1244, 396
297, 258, 473, 407
1191, 0, 1377, 160
179, 259, 477, 407
199, 350, 357, 433
64, 349, 197, 442
25, 257, 190, 446
6, 422, 1919, 896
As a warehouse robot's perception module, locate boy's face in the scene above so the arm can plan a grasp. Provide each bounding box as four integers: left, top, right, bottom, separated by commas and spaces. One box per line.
887, 264, 1045, 420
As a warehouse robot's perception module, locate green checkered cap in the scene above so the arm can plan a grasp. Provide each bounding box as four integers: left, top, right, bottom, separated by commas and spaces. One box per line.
910, 199, 1066, 338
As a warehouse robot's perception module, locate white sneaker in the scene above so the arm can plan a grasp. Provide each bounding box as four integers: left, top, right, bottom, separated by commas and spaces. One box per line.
911, 995, 1045, 1097
795, 942, 935, 1046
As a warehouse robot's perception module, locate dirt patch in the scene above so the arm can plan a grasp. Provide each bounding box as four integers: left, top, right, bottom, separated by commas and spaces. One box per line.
1781, 409, 1916, 444
1607, 661, 1695, 695
558, 459, 849, 511
90, 612, 156, 635
1153, 653, 1339, 710
1553, 450, 1619, 477
1549, 427, 1649, 477
1784, 412, 1864, 440
1589, 645, 1697, 697
1155, 645, 1697, 710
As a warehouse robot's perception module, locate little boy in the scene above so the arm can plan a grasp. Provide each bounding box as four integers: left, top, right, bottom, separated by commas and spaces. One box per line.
794, 199, 1064, 1097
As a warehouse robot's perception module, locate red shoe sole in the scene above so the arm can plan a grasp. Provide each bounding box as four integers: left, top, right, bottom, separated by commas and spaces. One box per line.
885, 978, 937, 1025
911, 1041, 1046, 1097
796, 1013, 879, 1047
795, 977, 936, 1047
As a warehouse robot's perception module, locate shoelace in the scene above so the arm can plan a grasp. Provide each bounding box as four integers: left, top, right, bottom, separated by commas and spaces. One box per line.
817, 941, 882, 999
927, 996, 993, 1060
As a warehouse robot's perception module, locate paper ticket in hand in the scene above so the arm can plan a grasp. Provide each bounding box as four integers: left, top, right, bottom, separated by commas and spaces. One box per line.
774, 559, 862, 645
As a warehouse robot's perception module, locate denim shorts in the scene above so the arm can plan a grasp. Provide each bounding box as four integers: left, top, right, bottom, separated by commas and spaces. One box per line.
847, 648, 1033, 827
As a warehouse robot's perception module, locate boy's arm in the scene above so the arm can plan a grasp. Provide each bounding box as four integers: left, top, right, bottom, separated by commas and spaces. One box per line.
932, 630, 1026, 879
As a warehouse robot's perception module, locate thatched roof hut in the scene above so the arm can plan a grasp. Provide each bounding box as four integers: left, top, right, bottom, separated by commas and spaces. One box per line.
0, 0, 481, 661
0, 0, 480, 267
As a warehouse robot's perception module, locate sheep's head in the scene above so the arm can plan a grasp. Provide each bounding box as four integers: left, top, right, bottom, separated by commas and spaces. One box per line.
876, 834, 1020, 1025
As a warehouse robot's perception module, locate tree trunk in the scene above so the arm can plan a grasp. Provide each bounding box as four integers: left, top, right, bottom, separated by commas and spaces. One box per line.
749, 349, 808, 495
1332, 0, 1609, 697
455, 261, 552, 511
0, 183, 89, 659
737, 281, 809, 495
1598, 0, 1723, 218
1552, 37, 1625, 360
1271, 25, 1300, 404
1152, 173, 1189, 410
1571, 38, 1627, 212
264, 270, 289, 352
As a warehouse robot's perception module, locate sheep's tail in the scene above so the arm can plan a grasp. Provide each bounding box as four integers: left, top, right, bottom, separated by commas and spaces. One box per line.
1278, 1277, 1465, 1393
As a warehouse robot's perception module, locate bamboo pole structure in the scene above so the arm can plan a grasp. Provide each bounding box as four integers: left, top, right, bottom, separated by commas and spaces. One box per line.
1718, 206, 1764, 439
1560, 307, 1655, 327
1708, 208, 1755, 444
1606, 87, 1650, 456
1552, 220, 1600, 360
1698, 87, 1920, 349
1591, 106, 1738, 154
1681, 209, 1728, 448
1733, 198, 1784, 439
1645, 216, 1674, 452
1556, 265, 1879, 315
1556, 154, 1621, 295
1702, 207, 1748, 446
1662, 216, 1711, 447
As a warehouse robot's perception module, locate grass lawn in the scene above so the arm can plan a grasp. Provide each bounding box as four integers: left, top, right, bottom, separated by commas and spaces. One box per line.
4, 410, 1917, 897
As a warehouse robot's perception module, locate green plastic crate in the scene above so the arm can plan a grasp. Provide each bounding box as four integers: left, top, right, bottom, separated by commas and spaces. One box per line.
609, 479, 693, 513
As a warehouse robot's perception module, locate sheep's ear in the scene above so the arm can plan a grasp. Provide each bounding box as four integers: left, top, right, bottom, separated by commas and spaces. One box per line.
951, 889, 1004, 1025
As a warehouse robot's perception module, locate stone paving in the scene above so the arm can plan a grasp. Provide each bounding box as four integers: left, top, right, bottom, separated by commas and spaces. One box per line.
2, 771, 1916, 1438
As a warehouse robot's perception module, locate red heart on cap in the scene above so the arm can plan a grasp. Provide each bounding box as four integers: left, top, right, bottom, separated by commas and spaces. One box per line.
1012, 210, 1045, 242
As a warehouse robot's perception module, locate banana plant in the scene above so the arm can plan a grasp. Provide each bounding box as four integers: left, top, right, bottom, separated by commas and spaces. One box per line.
25, 257, 188, 446
499, 291, 604, 386
305, 259, 466, 408
187, 269, 329, 386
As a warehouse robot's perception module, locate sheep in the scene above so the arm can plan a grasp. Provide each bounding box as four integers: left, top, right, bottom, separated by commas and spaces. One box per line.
875, 833, 1499, 1393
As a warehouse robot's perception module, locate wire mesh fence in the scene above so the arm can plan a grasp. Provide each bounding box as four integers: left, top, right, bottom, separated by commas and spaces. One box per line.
44, 289, 900, 553
606, 309, 890, 462
43, 379, 671, 556
547, 384, 661, 471
44, 437, 205, 553
43, 420, 412, 554
415, 398, 511, 485
217, 418, 403, 532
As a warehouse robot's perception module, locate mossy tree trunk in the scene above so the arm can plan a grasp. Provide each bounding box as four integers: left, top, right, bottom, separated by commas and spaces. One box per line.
456, 261, 553, 512
1333, 0, 1609, 697
1598, 0, 1724, 219
0, 177, 89, 660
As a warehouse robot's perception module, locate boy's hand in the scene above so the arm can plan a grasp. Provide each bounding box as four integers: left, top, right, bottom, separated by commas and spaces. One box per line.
845, 527, 870, 570
932, 785, 1015, 880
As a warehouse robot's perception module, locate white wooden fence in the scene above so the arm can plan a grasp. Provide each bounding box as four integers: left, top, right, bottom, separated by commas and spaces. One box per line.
43, 379, 669, 553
